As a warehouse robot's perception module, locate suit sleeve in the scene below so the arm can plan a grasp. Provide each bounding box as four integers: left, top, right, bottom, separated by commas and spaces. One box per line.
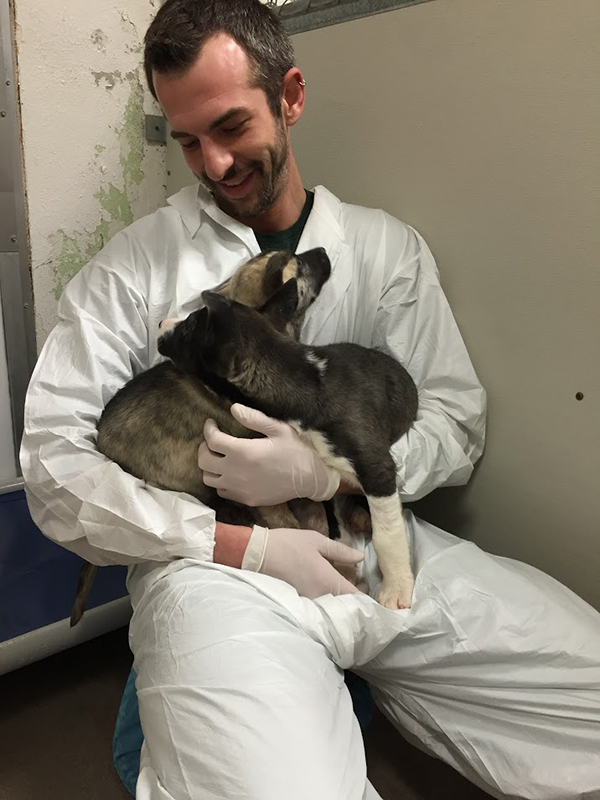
372, 227, 487, 502
20, 237, 216, 566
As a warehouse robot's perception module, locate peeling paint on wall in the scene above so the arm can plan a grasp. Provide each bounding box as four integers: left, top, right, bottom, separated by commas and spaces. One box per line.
121, 76, 145, 191
91, 29, 108, 52
92, 71, 122, 90
14, 1, 167, 343
52, 234, 86, 300
51, 73, 147, 299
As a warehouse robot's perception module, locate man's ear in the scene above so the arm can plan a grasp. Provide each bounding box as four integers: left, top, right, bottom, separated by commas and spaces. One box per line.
280, 68, 305, 127
259, 278, 299, 331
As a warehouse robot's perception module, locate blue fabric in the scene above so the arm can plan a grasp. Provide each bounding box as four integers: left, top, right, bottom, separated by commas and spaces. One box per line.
345, 670, 377, 731
0, 489, 127, 642
113, 668, 144, 796
113, 667, 375, 796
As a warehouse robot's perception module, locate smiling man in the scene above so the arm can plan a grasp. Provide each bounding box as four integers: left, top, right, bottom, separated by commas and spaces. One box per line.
20, 2, 600, 799
151, 17, 304, 231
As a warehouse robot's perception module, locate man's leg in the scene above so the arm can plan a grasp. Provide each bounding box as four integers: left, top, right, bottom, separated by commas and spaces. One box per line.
359, 513, 600, 800
128, 561, 382, 800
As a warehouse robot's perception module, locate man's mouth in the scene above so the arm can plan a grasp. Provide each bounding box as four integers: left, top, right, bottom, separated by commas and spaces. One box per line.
217, 171, 255, 199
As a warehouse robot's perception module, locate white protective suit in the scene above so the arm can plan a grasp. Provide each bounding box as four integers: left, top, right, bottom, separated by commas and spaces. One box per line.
21, 185, 600, 800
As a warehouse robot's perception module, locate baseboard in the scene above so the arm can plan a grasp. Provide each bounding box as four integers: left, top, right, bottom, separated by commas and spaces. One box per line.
0, 596, 132, 676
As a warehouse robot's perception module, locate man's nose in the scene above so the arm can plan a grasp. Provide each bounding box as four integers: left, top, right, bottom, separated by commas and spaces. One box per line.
202, 138, 235, 183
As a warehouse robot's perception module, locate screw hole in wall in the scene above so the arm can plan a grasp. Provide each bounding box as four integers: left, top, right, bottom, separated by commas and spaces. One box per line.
575, 392, 584, 401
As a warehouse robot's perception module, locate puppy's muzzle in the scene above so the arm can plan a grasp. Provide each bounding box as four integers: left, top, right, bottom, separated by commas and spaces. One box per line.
158, 318, 180, 334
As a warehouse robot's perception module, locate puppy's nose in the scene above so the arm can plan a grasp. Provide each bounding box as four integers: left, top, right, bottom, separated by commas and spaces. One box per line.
302, 246, 329, 265
159, 318, 179, 334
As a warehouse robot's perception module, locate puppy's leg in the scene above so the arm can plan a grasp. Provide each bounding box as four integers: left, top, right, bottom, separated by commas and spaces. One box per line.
356, 456, 414, 610
337, 495, 372, 535
366, 493, 413, 609
287, 497, 329, 536
257, 502, 301, 530
329, 496, 366, 591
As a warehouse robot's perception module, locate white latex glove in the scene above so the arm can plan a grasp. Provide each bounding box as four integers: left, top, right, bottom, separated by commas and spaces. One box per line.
199, 403, 341, 506
242, 526, 364, 599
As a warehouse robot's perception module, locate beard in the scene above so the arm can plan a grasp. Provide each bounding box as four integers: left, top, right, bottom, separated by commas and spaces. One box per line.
197, 120, 289, 221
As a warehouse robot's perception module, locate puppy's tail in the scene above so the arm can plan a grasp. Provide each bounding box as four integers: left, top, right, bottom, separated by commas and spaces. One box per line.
70, 561, 98, 627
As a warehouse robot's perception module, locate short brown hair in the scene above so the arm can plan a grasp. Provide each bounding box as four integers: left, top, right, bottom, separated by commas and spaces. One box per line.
144, 0, 295, 117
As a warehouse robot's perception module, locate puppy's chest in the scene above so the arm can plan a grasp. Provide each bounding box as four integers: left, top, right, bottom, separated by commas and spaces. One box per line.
288, 422, 359, 486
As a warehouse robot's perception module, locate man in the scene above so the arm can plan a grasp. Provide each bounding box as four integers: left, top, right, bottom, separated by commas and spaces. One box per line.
20, 2, 600, 799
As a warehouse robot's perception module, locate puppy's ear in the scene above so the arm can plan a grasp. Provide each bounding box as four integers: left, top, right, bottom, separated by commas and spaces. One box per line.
262, 250, 294, 299
202, 290, 238, 328
259, 277, 299, 330
202, 290, 232, 313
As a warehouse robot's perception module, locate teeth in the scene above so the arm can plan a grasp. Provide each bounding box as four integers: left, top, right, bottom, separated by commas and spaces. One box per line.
223, 173, 249, 187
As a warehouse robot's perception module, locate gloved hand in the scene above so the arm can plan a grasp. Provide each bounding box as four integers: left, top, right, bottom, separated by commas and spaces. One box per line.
198, 403, 341, 506
242, 525, 364, 599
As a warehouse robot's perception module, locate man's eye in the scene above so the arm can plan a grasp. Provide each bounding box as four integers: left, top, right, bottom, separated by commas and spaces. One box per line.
221, 122, 246, 135
181, 140, 198, 150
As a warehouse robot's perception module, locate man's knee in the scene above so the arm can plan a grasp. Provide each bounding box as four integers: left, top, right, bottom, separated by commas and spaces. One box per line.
130, 563, 367, 800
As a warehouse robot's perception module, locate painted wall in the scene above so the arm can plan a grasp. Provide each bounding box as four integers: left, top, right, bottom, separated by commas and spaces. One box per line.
294, 0, 600, 609
167, 0, 600, 608
13, 0, 167, 347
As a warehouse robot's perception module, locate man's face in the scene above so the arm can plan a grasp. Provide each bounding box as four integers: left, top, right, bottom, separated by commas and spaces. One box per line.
154, 33, 289, 222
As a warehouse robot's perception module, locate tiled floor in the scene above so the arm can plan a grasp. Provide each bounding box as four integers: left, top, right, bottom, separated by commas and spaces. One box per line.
0, 627, 490, 799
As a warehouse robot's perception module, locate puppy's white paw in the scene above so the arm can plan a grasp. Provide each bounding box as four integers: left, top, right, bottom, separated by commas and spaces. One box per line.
377, 576, 414, 610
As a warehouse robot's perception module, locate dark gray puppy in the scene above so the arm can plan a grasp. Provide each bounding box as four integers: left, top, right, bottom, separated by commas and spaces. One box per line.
158, 276, 418, 609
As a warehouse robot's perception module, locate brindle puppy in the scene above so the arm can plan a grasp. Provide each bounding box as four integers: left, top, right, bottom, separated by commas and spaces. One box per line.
70, 249, 331, 626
